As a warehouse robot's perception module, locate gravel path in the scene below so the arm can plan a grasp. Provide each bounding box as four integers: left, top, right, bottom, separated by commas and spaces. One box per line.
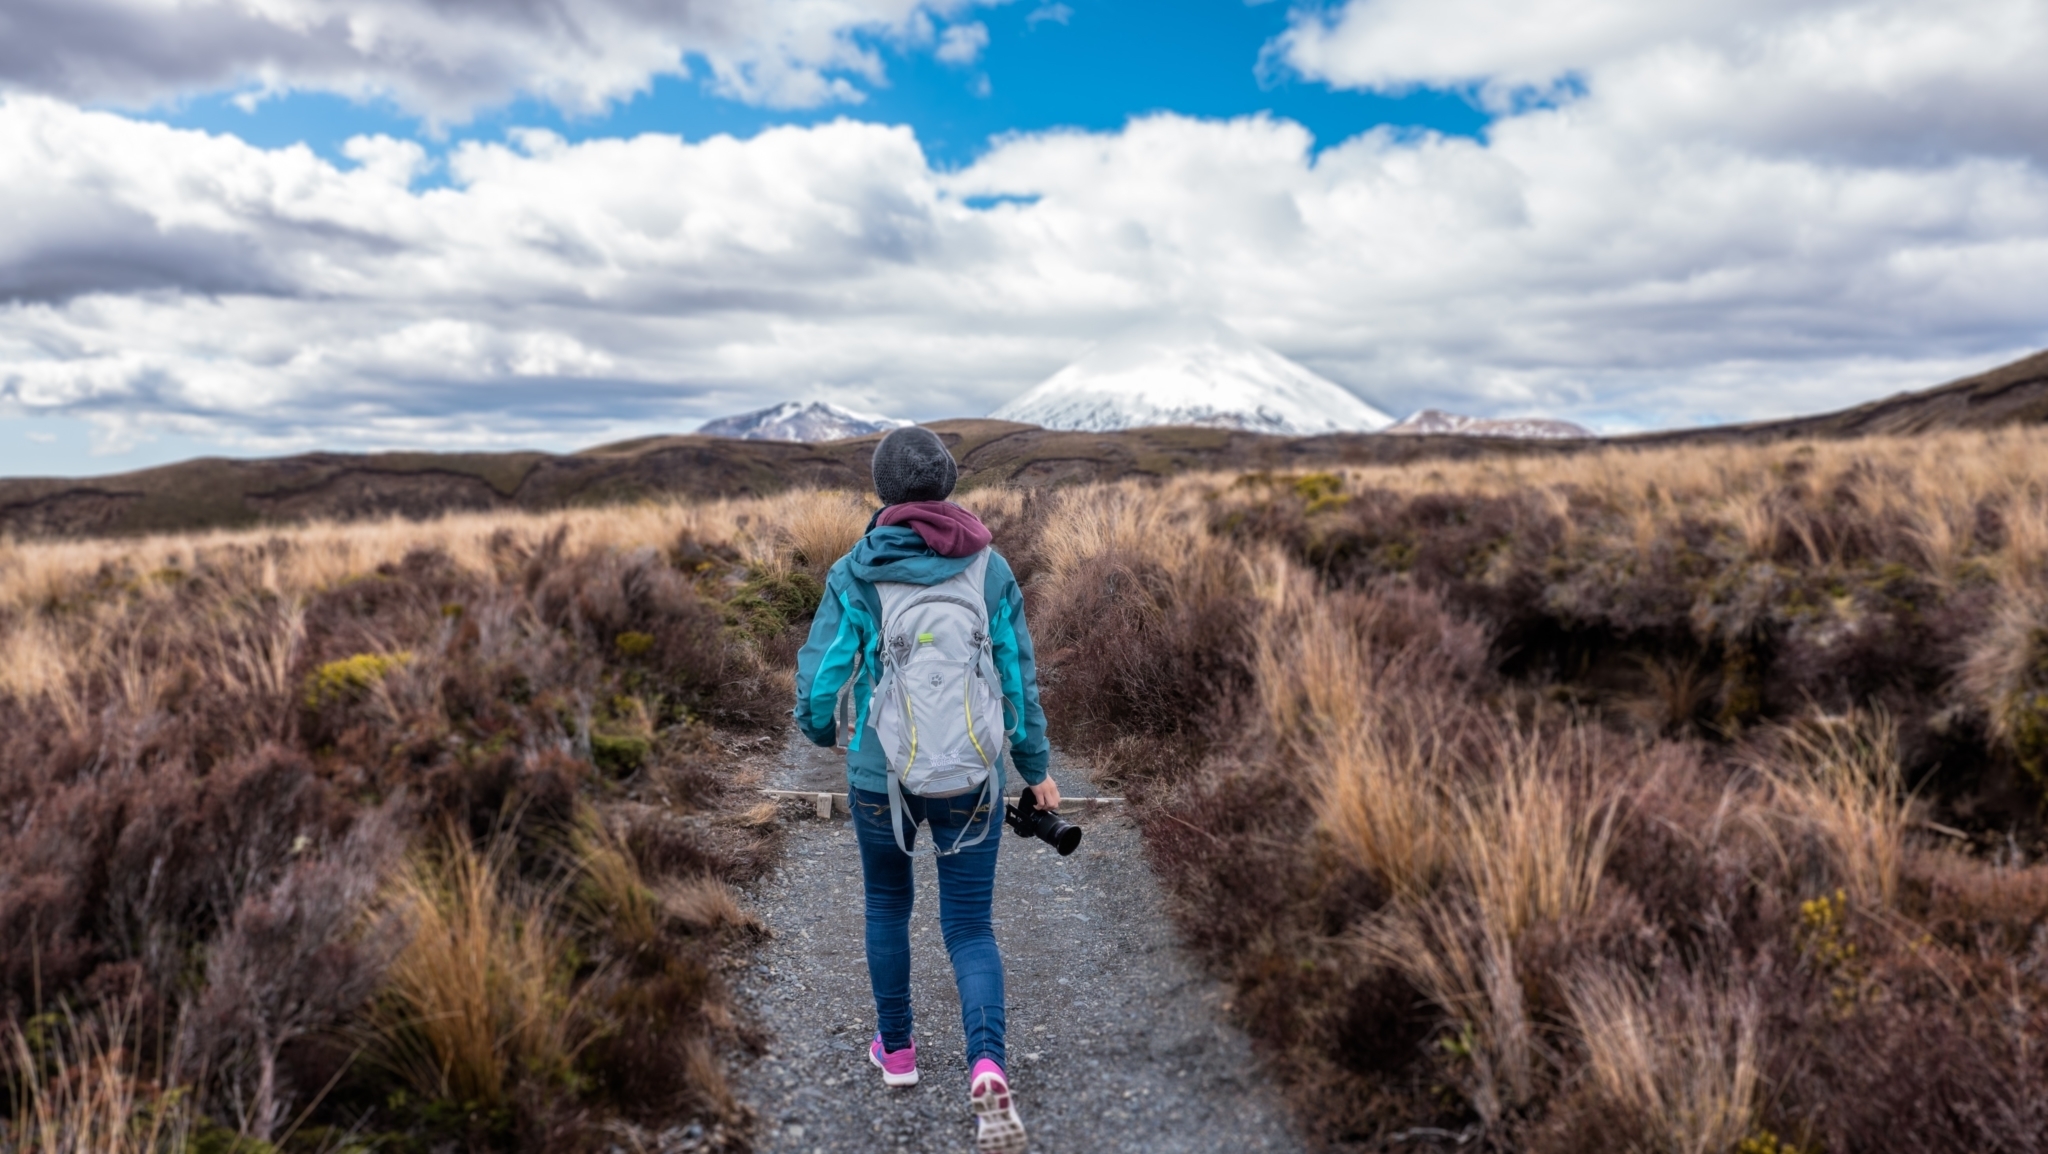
731, 731, 1305, 1154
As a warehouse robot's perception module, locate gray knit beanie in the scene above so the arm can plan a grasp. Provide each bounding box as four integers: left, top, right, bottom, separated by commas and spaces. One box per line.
871, 426, 958, 505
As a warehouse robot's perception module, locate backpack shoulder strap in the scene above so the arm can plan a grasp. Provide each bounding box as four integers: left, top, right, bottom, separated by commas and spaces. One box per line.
874, 550, 993, 631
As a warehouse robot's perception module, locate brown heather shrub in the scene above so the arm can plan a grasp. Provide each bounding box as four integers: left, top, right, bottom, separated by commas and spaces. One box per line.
1016, 435, 2048, 1150
0, 497, 850, 1149
1757, 936, 2048, 1154
178, 805, 403, 1141
7, 434, 2047, 1149
1033, 547, 1258, 757
523, 531, 732, 718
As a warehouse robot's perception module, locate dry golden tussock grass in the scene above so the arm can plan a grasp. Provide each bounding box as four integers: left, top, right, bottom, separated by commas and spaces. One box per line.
953, 485, 1026, 524
1565, 967, 1761, 1154
774, 489, 875, 578
1959, 589, 2048, 749
1760, 712, 1911, 908
1253, 566, 1374, 736
569, 806, 663, 952
0, 615, 81, 713
1310, 703, 1457, 897
1456, 729, 1621, 938
1255, 579, 1457, 894
656, 876, 761, 936
1360, 901, 1534, 1126
370, 835, 590, 1109
0, 487, 880, 712
1320, 428, 2048, 509
1025, 477, 1217, 583
1202, 427, 2048, 589
0, 487, 862, 614
1256, 563, 1619, 928
3, 1009, 190, 1154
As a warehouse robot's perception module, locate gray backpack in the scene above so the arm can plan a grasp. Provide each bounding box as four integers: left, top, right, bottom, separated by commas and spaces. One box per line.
869, 548, 1007, 856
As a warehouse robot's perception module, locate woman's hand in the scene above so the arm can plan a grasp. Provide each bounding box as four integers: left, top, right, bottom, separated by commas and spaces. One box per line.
1028, 778, 1062, 811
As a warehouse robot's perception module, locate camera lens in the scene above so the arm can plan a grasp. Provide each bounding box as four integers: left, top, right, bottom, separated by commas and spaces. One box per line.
1005, 797, 1084, 855
1049, 821, 1082, 856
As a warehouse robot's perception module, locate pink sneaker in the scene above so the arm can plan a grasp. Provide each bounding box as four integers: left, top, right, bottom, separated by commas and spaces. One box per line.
869, 1034, 919, 1087
970, 1059, 1027, 1154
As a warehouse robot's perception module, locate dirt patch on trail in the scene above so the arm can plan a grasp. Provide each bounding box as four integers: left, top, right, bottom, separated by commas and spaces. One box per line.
731, 732, 1304, 1154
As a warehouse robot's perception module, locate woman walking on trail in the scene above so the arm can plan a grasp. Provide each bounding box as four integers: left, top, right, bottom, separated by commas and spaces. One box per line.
793, 426, 1052, 1154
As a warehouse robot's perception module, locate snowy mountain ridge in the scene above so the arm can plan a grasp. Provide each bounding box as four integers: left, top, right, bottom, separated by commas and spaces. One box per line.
696, 401, 910, 443
1386, 410, 1595, 440
990, 318, 1393, 435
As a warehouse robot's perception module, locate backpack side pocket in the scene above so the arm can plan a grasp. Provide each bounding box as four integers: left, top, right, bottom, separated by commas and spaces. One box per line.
870, 664, 913, 773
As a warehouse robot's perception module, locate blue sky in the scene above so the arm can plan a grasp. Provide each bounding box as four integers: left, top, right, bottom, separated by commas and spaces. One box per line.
146, 1, 1488, 174
7, 0, 1493, 477
3, 0, 2045, 478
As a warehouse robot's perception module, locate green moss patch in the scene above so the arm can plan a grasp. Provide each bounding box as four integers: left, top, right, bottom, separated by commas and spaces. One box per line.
725, 568, 824, 642
304, 650, 413, 708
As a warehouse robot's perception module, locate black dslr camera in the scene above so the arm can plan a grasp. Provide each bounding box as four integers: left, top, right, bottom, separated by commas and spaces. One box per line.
1005, 786, 1082, 856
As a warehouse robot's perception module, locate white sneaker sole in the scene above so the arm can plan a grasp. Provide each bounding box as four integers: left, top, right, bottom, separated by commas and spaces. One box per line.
971, 1075, 1028, 1154
869, 1045, 919, 1087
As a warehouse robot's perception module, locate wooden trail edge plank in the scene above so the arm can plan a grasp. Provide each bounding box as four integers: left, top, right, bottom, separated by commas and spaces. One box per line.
757, 788, 1126, 818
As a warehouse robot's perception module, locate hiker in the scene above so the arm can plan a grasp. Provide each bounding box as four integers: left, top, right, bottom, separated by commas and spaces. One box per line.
794, 426, 1051, 1154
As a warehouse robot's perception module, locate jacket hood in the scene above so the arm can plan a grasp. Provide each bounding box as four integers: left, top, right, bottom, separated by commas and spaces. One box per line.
847, 525, 977, 585
875, 500, 992, 558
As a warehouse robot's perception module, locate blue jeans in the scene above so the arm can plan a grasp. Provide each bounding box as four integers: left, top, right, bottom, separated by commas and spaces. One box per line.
850, 785, 1006, 1071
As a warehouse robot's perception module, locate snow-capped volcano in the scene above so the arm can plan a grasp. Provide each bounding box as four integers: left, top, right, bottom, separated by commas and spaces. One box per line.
696, 401, 910, 443
990, 318, 1393, 435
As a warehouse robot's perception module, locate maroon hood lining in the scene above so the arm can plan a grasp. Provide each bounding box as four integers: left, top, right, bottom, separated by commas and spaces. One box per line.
875, 501, 993, 558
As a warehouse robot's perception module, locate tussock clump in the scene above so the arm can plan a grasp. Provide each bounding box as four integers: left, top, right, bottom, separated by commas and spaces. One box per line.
961, 486, 1055, 587
368, 833, 590, 1115
1544, 968, 1761, 1154
1961, 590, 2048, 789
774, 489, 873, 580
3, 1003, 195, 1153
1754, 712, 1913, 908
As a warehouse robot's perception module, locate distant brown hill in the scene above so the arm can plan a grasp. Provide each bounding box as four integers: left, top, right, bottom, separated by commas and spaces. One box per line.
0, 420, 1575, 539
2, 347, 2042, 539
1627, 347, 2048, 444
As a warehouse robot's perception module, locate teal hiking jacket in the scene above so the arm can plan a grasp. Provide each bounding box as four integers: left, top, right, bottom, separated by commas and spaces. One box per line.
793, 525, 1050, 794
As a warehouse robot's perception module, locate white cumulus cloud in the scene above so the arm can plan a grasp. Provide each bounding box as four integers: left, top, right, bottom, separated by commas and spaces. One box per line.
1277, 0, 2048, 163
0, 0, 1002, 121
1026, 4, 1071, 29
2, 0, 2047, 456
936, 22, 991, 66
